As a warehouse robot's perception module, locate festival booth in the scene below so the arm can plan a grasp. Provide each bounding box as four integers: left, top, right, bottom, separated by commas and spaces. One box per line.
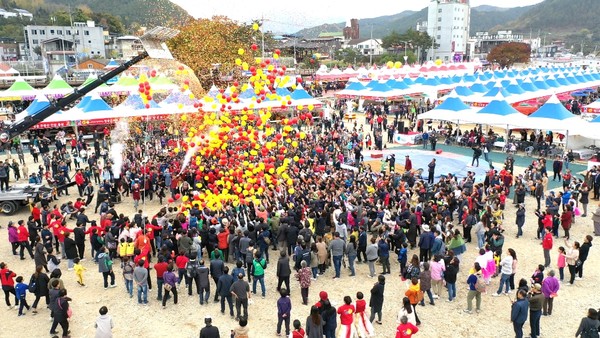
105, 74, 140, 94
149, 74, 178, 92
78, 74, 112, 96
31, 93, 116, 129
519, 95, 590, 150
42, 75, 73, 99
416, 90, 476, 125
13, 94, 50, 121
0, 77, 39, 101
335, 81, 367, 98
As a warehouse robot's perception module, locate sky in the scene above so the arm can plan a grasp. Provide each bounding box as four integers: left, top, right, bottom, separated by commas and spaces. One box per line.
170, 0, 545, 33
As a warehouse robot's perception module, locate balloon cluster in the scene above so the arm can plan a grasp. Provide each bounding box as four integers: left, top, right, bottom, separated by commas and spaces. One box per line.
385, 61, 403, 69
138, 72, 155, 109
164, 36, 317, 211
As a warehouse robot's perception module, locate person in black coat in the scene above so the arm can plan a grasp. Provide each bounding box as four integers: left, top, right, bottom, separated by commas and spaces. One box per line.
285, 225, 299, 256
73, 223, 86, 260
576, 235, 593, 279
276, 251, 291, 292
50, 289, 71, 337
369, 274, 385, 323
199, 316, 220, 338
31, 265, 50, 312
63, 232, 78, 269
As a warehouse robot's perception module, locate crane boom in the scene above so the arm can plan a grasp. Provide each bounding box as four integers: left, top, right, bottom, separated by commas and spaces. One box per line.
0, 52, 148, 142
0, 26, 180, 143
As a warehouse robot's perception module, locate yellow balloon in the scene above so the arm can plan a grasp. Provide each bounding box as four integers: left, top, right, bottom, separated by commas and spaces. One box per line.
299, 132, 306, 139
182, 196, 189, 202
288, 188, 295, 194
293, 156, 299, 162
435, 59, 442, 66
394, 61, 402, 69
291, 141, 298, 147
238, 48, 245, 56
308, 104, 314, 111
252, 22, 259, 31
235, 58, 242, 66
386, 61, 393, 68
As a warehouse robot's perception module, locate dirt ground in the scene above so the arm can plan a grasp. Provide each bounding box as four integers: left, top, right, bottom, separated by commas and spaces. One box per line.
1, 121, 598, 337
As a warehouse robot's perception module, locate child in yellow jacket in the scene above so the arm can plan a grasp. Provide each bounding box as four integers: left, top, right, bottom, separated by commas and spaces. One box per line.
74, 258, 87, 286
118, 239, 127, 258
126, 238, 135, 257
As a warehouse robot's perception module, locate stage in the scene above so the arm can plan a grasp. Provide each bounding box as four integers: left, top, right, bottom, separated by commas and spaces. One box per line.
364, 148, 490, 182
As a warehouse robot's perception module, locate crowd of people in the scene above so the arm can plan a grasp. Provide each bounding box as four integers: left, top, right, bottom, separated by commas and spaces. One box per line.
1, 97, 600, 338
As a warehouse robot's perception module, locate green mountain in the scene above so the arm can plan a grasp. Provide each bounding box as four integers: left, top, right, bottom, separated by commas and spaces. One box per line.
294, 0, 599, 42
501, 0, 600, 34
10, 0, 192, 28
294, 5, 533, 39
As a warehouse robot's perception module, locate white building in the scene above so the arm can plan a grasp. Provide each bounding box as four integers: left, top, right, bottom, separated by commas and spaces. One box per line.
427, 0, 470, 62
346, 38, 384, 57
24, 21, 106, 61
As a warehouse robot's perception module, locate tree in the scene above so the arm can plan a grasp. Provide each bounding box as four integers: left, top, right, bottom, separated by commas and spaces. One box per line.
381, 29, 435, 63
167, 16, 257, 88
487, 42, 531, 68
334, 48, 365, 65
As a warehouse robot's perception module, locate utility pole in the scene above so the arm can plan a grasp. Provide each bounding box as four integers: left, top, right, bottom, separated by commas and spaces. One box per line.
369, 24, 373, 65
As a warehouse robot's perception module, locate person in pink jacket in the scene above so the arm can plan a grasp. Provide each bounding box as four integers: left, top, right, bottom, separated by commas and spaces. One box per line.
8, 221, 19, 255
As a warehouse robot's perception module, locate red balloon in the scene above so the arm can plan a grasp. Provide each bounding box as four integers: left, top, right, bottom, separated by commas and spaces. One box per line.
251, 44, 258, 51
175, 193, 181, 200
168, 198, 174, 203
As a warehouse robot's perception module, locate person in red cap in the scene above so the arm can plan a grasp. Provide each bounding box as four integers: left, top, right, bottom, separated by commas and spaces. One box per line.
315, 291, 328, 308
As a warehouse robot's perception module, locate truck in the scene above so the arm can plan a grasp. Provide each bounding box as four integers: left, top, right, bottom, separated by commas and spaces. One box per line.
0, 183, 53, 215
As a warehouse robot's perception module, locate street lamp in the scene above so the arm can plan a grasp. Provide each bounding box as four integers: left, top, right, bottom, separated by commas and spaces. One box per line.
399, 40, 411, 64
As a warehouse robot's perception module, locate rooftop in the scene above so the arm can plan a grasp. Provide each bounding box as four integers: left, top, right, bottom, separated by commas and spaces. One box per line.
318, 32, 343, 38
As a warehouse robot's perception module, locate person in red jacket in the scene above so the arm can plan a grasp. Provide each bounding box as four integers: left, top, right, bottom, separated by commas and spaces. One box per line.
542, 228, 554, 268
17, 220, 34, 260
154, 257, 169, 301
55, 220, 73, 258
0, 262, 18, 308
217, 226, 230, 262
134, 246, 152, 290
396, 315, 419, 338
145, 222, 162, 257
337, 296, 357, 338
31, 203, 41, 226
561, 205, 573, 239
74, 169, 86, 197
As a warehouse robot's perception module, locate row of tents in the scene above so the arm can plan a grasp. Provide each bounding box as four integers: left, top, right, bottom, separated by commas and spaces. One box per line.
334, 66, 600, 106
17, 82, 323, 129
418, 91, 599, 142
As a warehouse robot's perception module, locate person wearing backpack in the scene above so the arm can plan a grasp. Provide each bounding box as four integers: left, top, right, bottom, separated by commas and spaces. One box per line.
251, 251, 267, 298
97, 247, 116, 289
575, 308, 600, 338
464, 262, 484, 314
185, 254, 201, 296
